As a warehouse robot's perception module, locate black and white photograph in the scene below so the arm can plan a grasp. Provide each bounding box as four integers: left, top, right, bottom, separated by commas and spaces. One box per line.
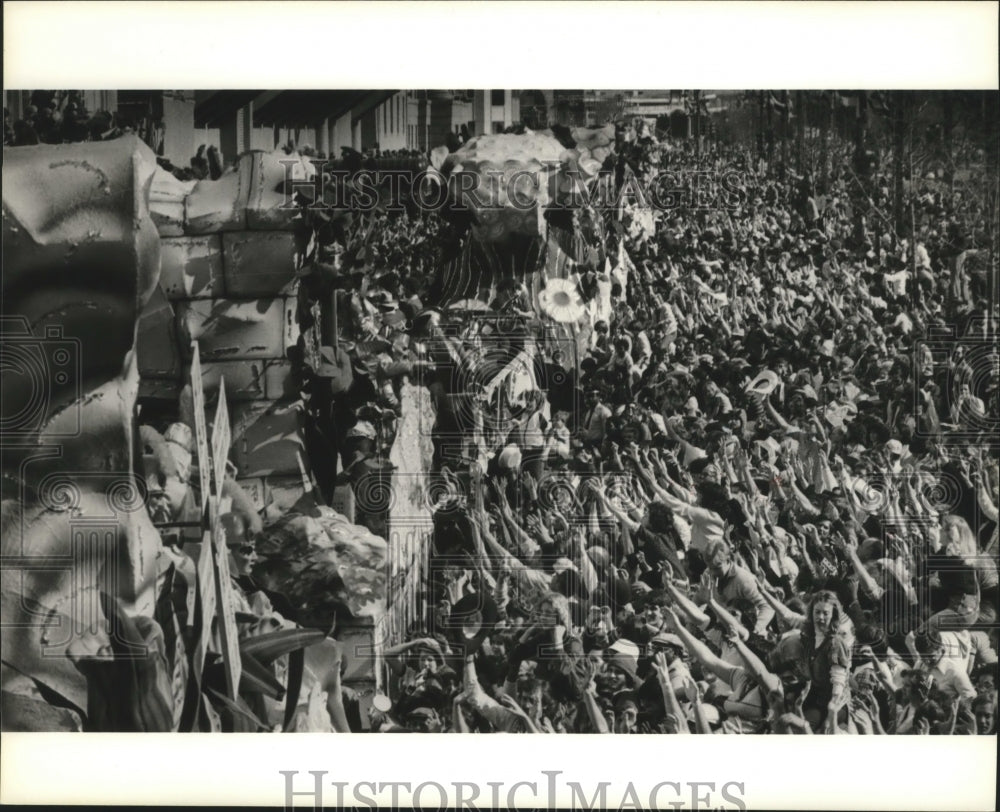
1, 3, 998, 810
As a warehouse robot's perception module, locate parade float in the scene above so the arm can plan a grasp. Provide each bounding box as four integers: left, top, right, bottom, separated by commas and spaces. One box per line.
1, 137, 389, 731
1, 120, 630, 730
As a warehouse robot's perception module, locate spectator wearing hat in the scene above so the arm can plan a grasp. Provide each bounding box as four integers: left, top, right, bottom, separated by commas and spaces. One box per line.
404, 706, 444, 732
646, 630, 694, 700
604, 638, 641, 693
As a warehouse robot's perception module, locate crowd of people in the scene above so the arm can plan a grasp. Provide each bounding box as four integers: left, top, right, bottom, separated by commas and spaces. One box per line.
371, 122, 999, 735
5, 90, 162, 149
14, 94, 995, 735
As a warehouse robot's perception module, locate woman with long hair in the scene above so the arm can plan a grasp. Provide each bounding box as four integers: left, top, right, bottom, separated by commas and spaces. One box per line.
797, 589, 852, 730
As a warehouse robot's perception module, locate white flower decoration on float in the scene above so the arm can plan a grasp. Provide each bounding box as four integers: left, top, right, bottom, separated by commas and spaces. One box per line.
538, 277, 585, 324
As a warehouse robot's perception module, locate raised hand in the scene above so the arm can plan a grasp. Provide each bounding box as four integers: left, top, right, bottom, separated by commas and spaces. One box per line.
663, 605, 683, 632
652, 651, 672, 684
497, 692, 526, 714
720, 613, 741, 643
699, 569, 717, 603
550, 509, 569, 533
416, 637, 442, 655
684, 675, 703, 703
588, 478, 607, 498
445, 570, 471, 604
523, 470, 539, 502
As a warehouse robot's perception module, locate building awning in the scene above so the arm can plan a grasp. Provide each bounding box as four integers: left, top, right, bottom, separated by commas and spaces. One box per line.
194, 91, 262, 127
254, 91, 371, 126
194, 90, 399, 129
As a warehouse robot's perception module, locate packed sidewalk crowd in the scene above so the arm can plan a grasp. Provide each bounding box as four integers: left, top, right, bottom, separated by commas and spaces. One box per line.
377, 130, 999, 735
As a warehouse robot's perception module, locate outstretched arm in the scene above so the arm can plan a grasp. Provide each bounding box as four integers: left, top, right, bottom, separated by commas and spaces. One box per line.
707, 596, 750, 642
474, 511, 528, 574
592, 482, 641, 533
973, 467, 999, 524
582, 684, 610, 734
759, 584, 806, 628
652, 651, 689, 735
627, 447, 674, 503
656, 454, 696, 503
463, 655, 532, 732
728, 626, 781, 696
495, 494, 541, 557
784, 469, 821, 515
571, 527, 599, 597
839, 537, 884, 600
686, 677, 714, 734
665, 582, 712, 629
765, 395, 793, 431
666, 607, 740, 684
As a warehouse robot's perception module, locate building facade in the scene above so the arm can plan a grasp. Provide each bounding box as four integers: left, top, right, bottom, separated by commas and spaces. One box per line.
7, 88, 731, 169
